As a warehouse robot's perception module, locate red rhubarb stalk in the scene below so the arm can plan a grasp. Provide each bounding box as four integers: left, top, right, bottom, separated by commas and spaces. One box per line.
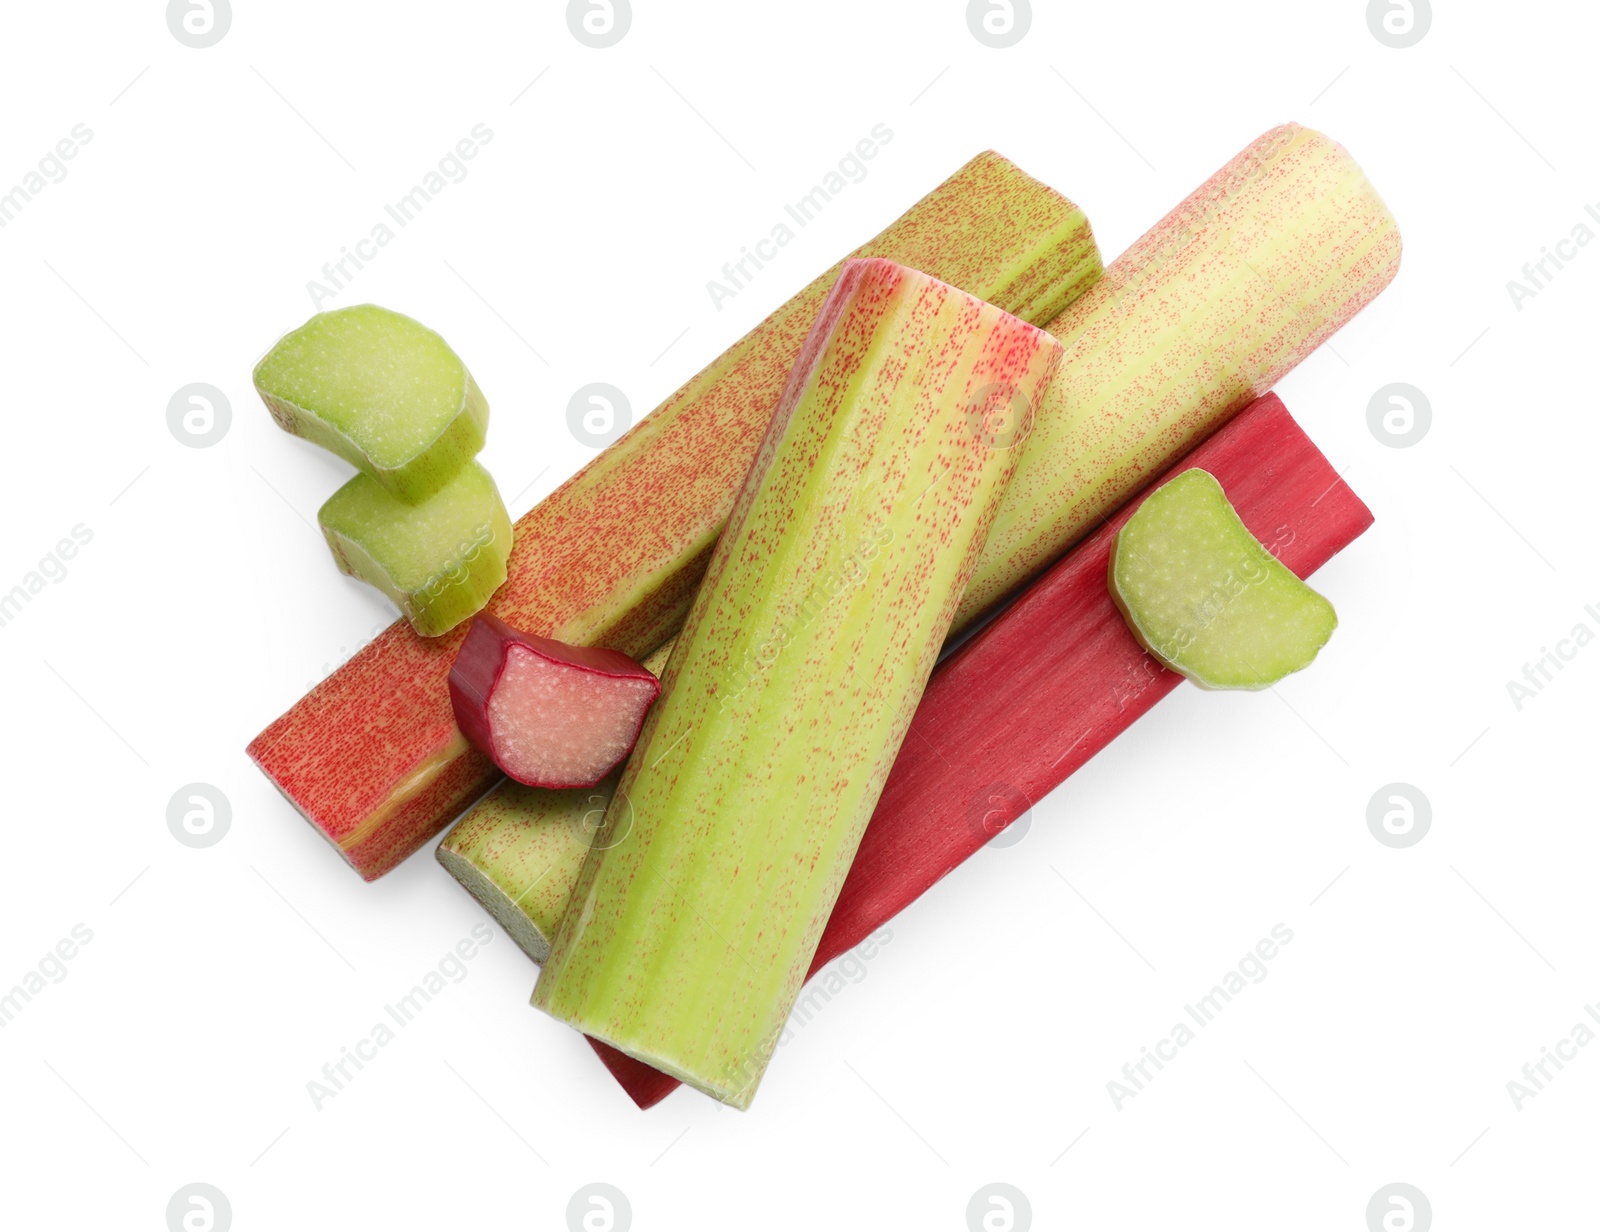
587, 392, 1375, 1108
449, 614, 659, 790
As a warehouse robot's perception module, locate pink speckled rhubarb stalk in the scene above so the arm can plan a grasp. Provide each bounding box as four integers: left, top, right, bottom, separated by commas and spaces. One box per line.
532, 259, 1064, 1109
248, 151, 1102, 879
955, 122, 1400, 622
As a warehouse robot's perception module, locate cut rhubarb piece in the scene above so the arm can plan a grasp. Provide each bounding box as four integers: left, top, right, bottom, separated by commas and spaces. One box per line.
438, 646, 672, 962
319, 461, 512, 638
1111, 469, 1337, 688
250, 150, 1103, 880
449, 614, 660, 789
532, 259, 1064, 1109
576, 392, 1374, 1108
255, 304, 489, 503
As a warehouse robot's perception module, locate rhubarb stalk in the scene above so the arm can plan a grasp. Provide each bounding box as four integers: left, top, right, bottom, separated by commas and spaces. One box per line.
956, 123, 1398, 623
532, 259, 1063, 1108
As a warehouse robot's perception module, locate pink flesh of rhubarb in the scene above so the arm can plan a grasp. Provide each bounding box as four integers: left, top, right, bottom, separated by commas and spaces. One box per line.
450, 613, 660, 790
488, 648, 659, 788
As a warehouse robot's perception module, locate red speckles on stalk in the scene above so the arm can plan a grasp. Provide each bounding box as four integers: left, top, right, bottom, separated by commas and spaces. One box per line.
247, 152, 1101, 880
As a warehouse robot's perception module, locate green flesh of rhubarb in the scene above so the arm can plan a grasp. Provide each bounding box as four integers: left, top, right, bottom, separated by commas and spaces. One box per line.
436, 778, 616, 964
319, 461, 512, 638
1110, 469, 1337, 689
532, 259, 1063, 1108
255, 304, 489, 502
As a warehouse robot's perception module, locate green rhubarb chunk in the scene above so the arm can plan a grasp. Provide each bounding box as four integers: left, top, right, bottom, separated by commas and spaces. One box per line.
319, 460, 512, 638
1110, 469, 1337, 690
254, 304, 489, 502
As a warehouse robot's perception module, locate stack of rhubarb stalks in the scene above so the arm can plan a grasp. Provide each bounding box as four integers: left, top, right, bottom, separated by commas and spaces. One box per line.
248, 123, 1400, 1110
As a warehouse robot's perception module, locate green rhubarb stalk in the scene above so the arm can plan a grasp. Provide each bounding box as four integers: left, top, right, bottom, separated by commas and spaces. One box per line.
532, 258, 1063, 1108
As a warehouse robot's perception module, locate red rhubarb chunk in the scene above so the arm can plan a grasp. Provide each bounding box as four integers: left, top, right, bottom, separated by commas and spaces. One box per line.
449, 614, 660, 790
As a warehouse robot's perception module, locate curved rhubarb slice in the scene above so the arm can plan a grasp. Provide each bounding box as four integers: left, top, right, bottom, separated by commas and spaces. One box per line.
1110, 469, 1337, 688
255, 304, 489, 502
449, 614, 660, 789
533, 258, 1064, 1109
319, 461, 512, 638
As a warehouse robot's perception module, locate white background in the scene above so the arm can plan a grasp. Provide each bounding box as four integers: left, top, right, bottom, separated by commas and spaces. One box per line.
0, 1, 1594, 1229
